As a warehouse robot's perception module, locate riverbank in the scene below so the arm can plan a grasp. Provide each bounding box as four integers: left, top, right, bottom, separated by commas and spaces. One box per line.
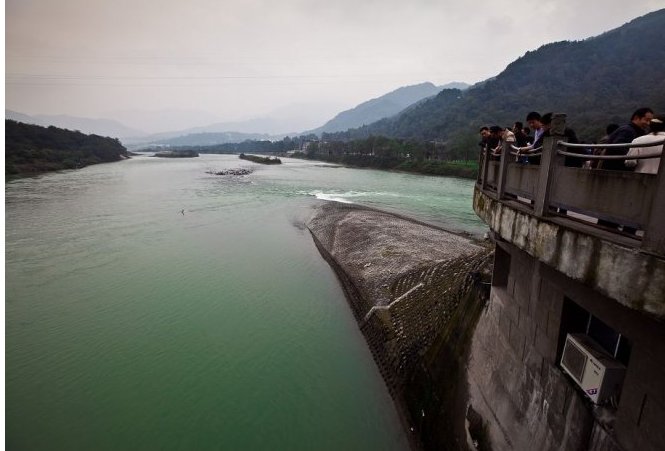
293, 153, 478, 179
307, 201, 493, 450
239, 153, 282, 164
154, 150, 199, 158
5, 156, 130, 181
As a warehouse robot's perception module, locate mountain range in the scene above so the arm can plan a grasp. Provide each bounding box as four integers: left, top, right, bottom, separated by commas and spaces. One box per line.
324, 8, 665, 146
7, 8, 664, 150
306, 82, 469, 135
5, 110, 143, 139
6, 81, 468, 148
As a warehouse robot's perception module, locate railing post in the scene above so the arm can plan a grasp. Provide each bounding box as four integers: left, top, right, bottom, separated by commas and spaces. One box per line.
534, 114, 566, 217
496, 139, 513, 199
477, 146, 484, 184
642, 162, 665, 254
481, 148, 491, 191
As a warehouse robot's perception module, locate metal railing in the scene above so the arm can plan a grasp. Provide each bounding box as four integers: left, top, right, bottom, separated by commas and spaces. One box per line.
477, 114, 665, 255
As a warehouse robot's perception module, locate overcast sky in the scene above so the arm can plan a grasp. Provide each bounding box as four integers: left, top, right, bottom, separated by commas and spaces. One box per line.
5, 0, 663, 130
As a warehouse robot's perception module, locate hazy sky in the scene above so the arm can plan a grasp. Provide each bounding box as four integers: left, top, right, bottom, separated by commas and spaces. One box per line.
5, 0, 663, 127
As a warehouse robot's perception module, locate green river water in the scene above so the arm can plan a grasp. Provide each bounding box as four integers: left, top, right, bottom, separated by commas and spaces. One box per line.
6, 155, 486, 450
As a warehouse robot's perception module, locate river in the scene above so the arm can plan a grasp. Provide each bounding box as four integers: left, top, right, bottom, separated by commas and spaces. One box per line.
5, 154, 486, 450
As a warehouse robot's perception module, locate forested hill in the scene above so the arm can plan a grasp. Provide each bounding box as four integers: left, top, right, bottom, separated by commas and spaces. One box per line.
6, 120, 128, 178
309, 82, 457, 135
325, 8, 665, 145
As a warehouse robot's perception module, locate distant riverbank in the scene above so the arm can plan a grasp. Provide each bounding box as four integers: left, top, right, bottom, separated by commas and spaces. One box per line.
154, 149, 199, 158
292, 153, 478, 179
239, 153, 282, 164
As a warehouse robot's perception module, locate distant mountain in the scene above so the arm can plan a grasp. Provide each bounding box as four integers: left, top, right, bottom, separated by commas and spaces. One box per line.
120, 102, 343, 146
5, 110, 37, 124
5, 110, 144, 139
436, 82, 470, 91
325, 9, 665, 145
148, 131, 272, 147
308, 82, 469, 135
105, 108, 221, 135
148, 113, 318, 138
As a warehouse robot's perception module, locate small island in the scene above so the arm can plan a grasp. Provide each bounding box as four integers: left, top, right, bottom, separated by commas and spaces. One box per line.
239, 154, 282, 164
154, 150, 199, 158
205, 168, 253, 176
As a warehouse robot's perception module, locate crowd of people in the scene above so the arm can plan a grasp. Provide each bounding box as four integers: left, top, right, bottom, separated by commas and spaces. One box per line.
478, 108, 664, 174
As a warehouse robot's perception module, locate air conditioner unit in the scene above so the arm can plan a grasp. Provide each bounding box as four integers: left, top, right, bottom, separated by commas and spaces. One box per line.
560, 333, 626, 404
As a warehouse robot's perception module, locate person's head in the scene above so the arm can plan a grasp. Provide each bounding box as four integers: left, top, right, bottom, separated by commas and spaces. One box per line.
489, 125, 503, 137
513, 121, 523, 132
606, 123, 620, 135
649, 116, 665, 134
631, 107, 654, 130
540, 112, 553, 131
479, 126, 490, 138
526, 111, 542, 130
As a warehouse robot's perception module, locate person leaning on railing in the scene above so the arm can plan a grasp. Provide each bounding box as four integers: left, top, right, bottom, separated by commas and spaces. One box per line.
600, 107, 654, 171
486, 126, 505, 160
625, 116, 665, 174
479, 126, 490, 153
513, 112, 580, 166
557, 116, 664, 234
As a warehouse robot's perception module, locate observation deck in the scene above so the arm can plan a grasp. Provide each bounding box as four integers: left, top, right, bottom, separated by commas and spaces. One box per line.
473, 114, 665, 319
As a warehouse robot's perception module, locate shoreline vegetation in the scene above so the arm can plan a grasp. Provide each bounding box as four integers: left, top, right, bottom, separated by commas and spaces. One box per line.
5, 120, 129, 180
291, 152, 478, 179
150, 134, 479, 179
239, 153, 282, 164
148, 135, 478, 179
154, 149, 199, 158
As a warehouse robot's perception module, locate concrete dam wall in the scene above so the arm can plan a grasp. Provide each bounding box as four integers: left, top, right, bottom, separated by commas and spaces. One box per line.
307, 202, 493, 450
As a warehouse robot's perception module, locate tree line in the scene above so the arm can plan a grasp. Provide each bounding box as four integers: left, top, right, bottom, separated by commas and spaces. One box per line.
6, 120, 128, 178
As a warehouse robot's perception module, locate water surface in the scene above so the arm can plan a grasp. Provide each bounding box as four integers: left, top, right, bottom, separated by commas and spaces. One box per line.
6, 155, 485, 450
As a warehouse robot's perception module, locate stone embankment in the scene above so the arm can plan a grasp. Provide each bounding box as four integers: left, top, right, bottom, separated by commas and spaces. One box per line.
307, 202, 493, 450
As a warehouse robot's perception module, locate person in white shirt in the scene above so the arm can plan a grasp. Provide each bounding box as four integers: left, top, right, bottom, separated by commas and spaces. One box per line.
526, 112, 544, 146
625, 117, 665, 174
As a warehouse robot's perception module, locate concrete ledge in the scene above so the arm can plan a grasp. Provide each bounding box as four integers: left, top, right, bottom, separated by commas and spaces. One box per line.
474, 188, 665, 319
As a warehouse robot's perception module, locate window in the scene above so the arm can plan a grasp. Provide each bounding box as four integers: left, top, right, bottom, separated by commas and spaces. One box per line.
492, 244, 511, 287
558, 297, 631, 366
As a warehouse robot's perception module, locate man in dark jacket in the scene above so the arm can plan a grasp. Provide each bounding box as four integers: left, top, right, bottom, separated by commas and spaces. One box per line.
602, 107, 653, 171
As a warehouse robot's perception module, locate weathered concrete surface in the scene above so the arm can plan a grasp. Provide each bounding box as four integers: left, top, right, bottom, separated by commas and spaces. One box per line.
466, 287, 593, 451
308, 202, 486, 312
474, 188, 665, 318
307, 201, 493, 450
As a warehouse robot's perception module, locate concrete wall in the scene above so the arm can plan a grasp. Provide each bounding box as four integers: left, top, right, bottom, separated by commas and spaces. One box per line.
466, 240, 665, 451
473, 188, 665, 319
467, 244, 593, 451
